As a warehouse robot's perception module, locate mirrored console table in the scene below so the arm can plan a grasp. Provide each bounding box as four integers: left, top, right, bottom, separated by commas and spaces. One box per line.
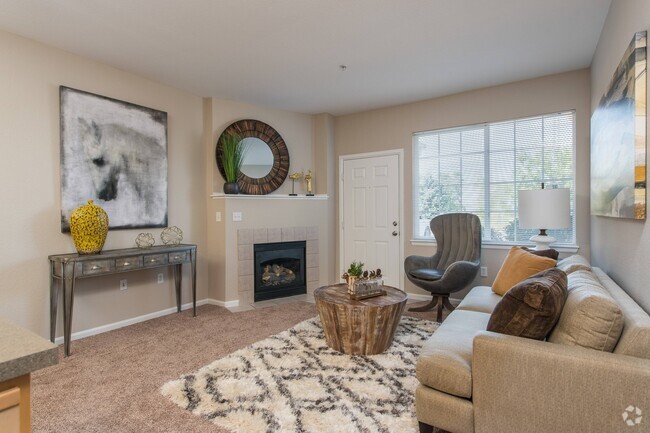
48, 244, 197, 357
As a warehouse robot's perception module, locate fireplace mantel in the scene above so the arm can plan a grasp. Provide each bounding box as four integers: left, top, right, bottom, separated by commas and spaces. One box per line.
210, 193, 328, 200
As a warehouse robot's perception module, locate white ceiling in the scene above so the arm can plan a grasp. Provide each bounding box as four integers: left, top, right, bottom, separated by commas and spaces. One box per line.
0, 0, 611, 115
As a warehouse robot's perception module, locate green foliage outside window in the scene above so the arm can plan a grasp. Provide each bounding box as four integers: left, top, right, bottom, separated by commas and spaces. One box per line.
418, 176, 462, 221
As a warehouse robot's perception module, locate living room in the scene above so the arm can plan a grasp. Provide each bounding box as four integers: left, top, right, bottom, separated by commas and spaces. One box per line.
0, 1, 649, 432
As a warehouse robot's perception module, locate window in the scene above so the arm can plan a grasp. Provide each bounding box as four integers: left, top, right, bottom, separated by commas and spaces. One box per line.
413, 111, 575, 245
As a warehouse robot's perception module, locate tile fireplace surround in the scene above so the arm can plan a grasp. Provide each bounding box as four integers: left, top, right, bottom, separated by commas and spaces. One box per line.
237, 226, 319, 304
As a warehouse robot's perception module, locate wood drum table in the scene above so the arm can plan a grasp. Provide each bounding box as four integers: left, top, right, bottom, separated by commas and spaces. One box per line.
314, 284, 407, 355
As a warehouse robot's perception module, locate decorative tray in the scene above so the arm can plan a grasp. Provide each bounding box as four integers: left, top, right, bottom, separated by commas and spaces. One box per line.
349, 289, 386, 301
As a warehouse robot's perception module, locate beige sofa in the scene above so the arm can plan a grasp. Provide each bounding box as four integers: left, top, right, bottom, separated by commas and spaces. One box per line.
415, 265, 650, 433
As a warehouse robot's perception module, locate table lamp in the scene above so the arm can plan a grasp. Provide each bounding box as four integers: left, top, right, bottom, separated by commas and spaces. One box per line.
518, 186, 570, 250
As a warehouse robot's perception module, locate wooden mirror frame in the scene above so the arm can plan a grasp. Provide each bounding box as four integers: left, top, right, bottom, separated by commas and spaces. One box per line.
215, 119, 290, 195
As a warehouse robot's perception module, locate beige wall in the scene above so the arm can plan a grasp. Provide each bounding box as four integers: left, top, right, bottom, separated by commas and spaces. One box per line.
0, 30, 207, 338
312, 114, 338, 282
0, 28, 338, 338
334, 69, 592, 298
590, 0, 650, 312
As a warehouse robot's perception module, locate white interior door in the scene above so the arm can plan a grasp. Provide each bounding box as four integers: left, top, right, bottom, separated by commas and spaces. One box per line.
341, 153, 401, 288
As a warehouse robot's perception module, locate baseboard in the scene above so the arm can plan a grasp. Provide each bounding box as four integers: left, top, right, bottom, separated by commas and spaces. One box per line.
407, 293, 461, 306
406, 293, 432, 302
53, 293, 456, 345
53, 298, 238, 345
204, 298, 240, 308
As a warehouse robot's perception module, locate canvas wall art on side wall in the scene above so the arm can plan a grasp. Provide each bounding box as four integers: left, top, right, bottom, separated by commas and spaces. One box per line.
60, 86, 168, 231
591, 30, 647, 220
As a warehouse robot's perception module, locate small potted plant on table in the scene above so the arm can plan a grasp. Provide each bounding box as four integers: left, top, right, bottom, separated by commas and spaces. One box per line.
342, 261, 364, 294
342, 261, 385, 299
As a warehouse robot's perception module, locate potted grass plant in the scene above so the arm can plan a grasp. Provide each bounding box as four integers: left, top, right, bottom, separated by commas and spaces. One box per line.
219, 132, 247, 194
342, 261, 364, 294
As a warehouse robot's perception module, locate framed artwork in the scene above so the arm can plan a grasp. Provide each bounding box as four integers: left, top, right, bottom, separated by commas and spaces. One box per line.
60, 86, 168, 231
591, 30, 647, 220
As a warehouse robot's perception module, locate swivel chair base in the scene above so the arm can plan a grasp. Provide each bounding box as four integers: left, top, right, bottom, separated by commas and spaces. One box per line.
409, 294, 455, 322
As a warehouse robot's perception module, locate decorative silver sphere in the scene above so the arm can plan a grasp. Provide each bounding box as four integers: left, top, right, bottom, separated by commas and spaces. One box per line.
135, 232, 155, 249
161, 226, 183, 245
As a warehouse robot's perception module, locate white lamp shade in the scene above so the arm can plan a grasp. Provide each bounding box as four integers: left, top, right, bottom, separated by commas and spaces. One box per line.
518, 188, 571, 230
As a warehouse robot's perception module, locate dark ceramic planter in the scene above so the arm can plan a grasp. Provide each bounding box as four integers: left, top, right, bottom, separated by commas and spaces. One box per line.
223, 182, 240, 194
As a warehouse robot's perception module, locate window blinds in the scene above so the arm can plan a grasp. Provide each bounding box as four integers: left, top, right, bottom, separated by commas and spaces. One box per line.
413, 111, 575, 244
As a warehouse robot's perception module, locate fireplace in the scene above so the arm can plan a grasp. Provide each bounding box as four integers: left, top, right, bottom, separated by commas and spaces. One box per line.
254, 241, 306, 301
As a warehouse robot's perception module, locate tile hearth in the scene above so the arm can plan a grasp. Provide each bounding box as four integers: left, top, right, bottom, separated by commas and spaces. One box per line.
227, 293, 316, 313
237, 226, 319, 305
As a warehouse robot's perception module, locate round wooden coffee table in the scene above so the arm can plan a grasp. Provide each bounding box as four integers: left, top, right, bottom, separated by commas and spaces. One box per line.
314, 284, 408, 355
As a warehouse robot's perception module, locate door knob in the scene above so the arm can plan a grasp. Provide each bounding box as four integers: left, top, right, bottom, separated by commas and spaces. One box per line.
393, 221, 398, 226
392, 231, 398, 236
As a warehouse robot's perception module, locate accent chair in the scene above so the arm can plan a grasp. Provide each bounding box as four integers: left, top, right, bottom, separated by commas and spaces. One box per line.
405, 213, 482, 321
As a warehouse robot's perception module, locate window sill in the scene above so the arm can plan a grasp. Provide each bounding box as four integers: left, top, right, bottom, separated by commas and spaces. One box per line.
410, 239, 580, 254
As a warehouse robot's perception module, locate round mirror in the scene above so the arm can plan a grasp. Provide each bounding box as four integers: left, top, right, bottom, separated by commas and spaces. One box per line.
215, 119, 290, 195
240, 137, 274, 178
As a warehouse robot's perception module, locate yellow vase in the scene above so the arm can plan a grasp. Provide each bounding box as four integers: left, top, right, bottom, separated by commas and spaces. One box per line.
70, 200, 109, 255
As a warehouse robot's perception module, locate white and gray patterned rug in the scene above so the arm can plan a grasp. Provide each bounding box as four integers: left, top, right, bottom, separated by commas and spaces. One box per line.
162, 316, 438, 433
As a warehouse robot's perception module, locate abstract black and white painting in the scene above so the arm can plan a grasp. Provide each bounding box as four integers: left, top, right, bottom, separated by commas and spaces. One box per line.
591, 31, 647, 220
60, 86, 168, 231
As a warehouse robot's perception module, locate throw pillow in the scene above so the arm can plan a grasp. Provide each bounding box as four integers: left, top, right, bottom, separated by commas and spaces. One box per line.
522, 247, 559, 260
556, 254, 591, 274
548, 270, 624, 352
491, 246, 557, 296
487, 268, 568, 340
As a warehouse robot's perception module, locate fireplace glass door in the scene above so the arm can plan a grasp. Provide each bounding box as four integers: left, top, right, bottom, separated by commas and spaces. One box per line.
254, 241, 306, 301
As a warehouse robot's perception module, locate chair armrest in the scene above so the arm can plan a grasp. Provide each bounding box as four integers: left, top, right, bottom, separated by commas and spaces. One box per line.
472, 331, 650, 433
436, 260, 479, 292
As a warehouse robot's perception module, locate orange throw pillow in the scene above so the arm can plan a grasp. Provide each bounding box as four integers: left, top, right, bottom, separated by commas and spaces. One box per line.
492, 247, 557, 296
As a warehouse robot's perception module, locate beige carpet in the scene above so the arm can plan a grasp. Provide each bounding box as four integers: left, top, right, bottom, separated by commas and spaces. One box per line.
32, 302, 446, 433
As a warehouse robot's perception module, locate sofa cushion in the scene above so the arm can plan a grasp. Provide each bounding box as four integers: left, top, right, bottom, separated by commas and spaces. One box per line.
563, 269, 600, 285
456, 286, 502, 314
593, 268, 650, 359
548, 269, 624, 352
416, 385, 475, 433
492, 247, 556, 296
556, 254, 591, 274
487, 268, 567, 340
417, 310, 490, 399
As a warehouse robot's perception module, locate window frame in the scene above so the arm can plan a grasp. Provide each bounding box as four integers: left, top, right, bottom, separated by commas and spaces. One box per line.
411, 110, 578, 248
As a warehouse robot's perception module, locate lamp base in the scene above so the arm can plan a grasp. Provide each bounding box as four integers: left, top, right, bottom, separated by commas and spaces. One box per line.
529, 234, 556, 251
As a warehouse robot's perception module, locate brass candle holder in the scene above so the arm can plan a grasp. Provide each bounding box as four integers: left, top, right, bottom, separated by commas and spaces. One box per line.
289, 171, 303, 196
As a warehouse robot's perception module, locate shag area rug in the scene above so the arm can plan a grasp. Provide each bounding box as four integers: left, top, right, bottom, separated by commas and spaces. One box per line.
162, 316, 438, 433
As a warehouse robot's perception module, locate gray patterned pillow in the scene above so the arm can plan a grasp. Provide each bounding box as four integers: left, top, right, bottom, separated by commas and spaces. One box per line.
556, 255, 591, 274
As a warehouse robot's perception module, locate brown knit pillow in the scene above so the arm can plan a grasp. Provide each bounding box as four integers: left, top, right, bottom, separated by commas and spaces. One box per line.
522, 247, 559, 261
487, 268, 568, 340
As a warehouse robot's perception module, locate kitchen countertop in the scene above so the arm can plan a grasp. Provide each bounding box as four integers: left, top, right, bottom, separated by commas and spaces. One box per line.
0, 319, 58, 381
